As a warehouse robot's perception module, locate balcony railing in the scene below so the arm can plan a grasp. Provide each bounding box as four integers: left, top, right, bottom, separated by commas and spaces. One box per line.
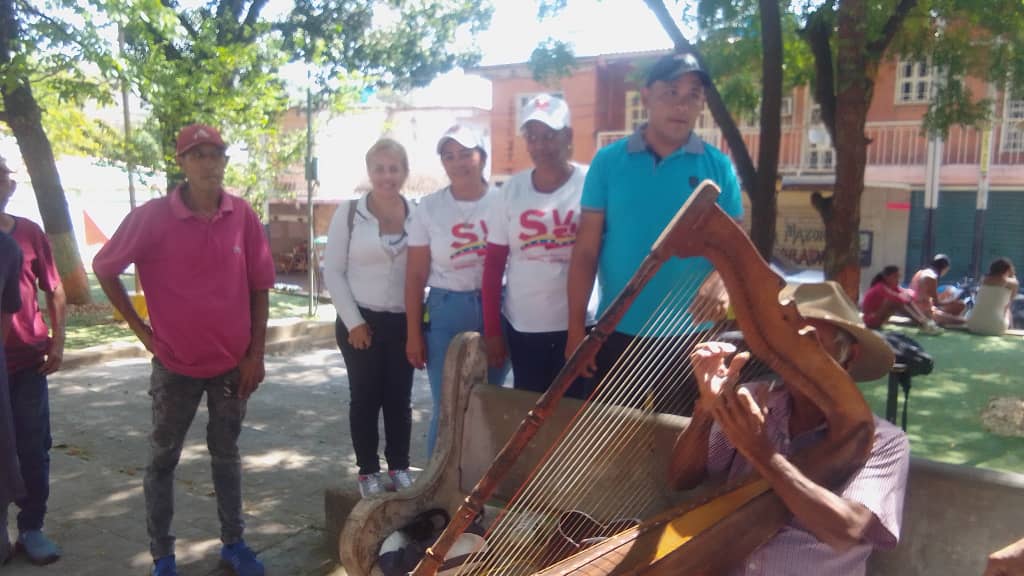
596, 120, 1024, 175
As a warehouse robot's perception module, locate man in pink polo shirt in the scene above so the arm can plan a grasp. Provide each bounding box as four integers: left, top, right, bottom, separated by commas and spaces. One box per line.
0, 155, 66, 566
93, 124, 275, 576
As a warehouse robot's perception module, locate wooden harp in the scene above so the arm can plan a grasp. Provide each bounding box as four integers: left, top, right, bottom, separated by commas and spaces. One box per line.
343, 181, 877, 575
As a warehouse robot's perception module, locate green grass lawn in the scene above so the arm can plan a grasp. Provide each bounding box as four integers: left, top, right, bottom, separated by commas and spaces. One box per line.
60, 274, 323, 350
858, 327, 1024, 474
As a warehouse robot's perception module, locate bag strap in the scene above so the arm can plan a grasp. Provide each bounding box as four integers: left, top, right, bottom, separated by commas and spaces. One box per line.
346, 198, 358, 244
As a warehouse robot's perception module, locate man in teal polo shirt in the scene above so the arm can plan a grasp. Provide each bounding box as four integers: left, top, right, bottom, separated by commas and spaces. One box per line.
567, 52, 743, 414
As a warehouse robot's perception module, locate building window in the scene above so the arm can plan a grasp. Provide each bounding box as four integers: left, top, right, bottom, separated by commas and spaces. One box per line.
516, 91, 565, 128
806, 102, 834, 170
739, 97, 793, 128
895, 58, 933, 104
625, 90, 648, 131
1002, 91, 1024, 153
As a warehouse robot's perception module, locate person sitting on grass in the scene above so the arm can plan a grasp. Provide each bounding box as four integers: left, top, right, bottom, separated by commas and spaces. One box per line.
967, 258, 1019, 337
861, 265, 940, 335
910, 254, 966, 327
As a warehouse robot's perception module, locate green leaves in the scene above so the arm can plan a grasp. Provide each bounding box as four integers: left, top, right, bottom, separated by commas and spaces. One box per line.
529, 39, 577, 85
3, 0, 494, 207
278, 0, 492, 92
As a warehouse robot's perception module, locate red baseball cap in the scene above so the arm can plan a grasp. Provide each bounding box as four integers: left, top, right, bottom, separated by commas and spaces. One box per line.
176, 123, 227, 156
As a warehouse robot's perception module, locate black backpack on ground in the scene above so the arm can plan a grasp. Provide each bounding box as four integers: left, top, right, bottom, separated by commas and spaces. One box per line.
880, 331, 934, 377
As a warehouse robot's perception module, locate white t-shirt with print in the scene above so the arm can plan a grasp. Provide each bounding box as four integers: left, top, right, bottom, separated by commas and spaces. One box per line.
487, 165, 596, 333
408, 185, 499, 292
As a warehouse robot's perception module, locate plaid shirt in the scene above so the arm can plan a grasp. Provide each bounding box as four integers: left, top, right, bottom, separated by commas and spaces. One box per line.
706, 380, 910, 576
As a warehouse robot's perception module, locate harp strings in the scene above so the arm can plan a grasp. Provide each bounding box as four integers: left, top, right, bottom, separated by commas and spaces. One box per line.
456, 271, 720, 575
454, 265, 761, 575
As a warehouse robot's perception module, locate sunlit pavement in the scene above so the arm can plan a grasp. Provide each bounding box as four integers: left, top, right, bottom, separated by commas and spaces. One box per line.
3, 346, 434, 575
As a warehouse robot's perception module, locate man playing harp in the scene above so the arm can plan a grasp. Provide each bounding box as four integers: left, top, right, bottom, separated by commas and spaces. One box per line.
567, 52, 743, 414
670, 282, 910, 575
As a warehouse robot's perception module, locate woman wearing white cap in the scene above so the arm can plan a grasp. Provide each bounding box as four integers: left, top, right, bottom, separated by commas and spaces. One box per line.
482, 94, 595, 398
405, 124, 508, 457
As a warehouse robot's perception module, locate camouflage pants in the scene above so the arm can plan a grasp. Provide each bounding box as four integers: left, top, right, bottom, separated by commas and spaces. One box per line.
144, 359, 247, 559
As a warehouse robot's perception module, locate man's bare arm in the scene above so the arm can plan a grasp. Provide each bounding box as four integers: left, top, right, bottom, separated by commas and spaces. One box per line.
720, 389, 876, 552
247, 289, 269, 360
667, 405, 714, 491
237, 289, 269, 399
565, 210, 603, 362
96, 274, 153, 352
39, 283, 67, 374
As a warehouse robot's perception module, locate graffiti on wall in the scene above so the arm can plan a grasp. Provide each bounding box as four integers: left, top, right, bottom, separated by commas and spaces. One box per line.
778, 220, 826, 267
777, 220, 873, 268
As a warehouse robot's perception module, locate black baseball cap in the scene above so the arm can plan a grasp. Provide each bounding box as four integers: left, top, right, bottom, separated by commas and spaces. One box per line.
645, 53, 711, 87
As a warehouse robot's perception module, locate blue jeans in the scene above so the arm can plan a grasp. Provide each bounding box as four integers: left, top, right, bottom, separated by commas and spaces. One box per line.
7, 367, 51, 532
425, 288, 508, 456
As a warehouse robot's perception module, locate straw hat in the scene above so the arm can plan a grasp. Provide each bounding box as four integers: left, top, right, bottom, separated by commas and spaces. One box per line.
779, 281, 894, 382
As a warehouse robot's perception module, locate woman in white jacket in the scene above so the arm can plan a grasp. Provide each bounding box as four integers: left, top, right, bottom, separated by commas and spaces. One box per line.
323, 138, 415, 498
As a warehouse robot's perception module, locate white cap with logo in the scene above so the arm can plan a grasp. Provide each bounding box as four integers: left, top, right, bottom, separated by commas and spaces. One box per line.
436, 124, 486, 155
519, 94, 571, 131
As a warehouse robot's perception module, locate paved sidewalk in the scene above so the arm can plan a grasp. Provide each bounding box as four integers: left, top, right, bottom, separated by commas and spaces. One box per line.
2, 345, 434, 575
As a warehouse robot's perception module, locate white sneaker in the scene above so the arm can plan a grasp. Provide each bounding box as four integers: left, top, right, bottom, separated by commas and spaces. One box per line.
389, 469, 416, 491
919, 321, 943, 335
357, 472, 386, 498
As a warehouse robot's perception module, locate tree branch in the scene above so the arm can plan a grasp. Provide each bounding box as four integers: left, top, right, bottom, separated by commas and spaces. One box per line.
802, 9, 838, 142
16, 1, 75, 44
642, 0, 689, 49
242, 0, 267, 33
641, 0, 758, 200
1, 0, 21, 65
867, 0, 920, 59
751, 0, 784, 257
160, 0, 199, 41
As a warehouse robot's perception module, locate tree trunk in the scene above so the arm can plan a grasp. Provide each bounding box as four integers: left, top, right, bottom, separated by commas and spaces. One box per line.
159, 115, 184, 192
827, 0, 871, 301
0, 0, 91, 304
749, 0, 784, 259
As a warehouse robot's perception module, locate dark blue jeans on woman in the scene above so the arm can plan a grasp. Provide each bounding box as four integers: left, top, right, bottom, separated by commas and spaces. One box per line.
336, 309, 414, 476
504, 318, 591, 400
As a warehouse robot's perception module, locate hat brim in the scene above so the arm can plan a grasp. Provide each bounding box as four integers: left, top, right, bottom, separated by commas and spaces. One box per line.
791, 304, 895, 382
648, 68, 711, 87
436, 134, 482, 155
519, 116, 568, 132
176, 141, 227, 157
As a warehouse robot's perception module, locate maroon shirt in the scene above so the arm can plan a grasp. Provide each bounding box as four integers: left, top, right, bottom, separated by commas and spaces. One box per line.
4, 217, 60, 374
93, 187, 275, 378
